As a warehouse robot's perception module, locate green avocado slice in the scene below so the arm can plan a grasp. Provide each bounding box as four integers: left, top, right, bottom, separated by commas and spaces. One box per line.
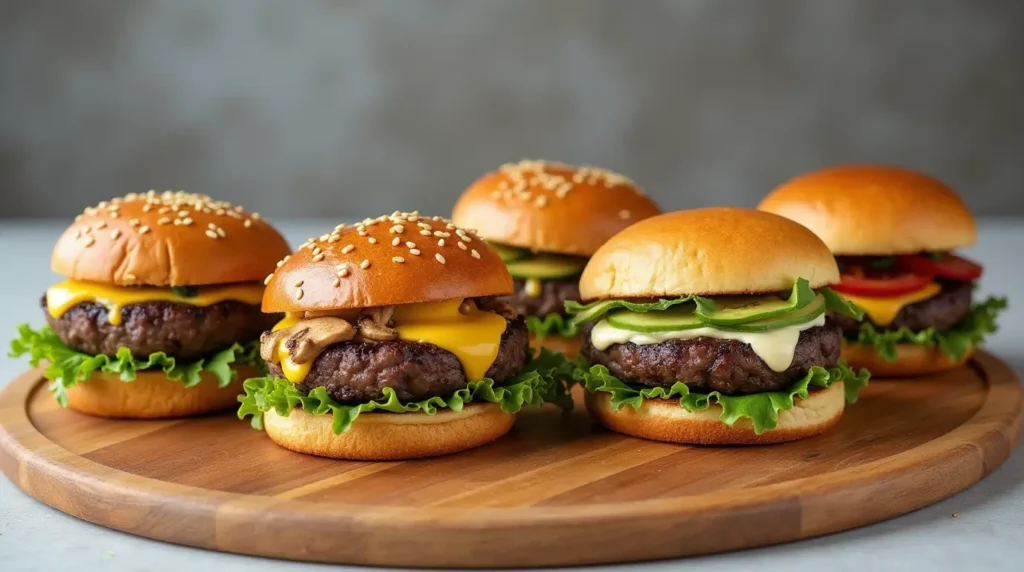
714, 294, 826, 333
695, 279, 815, 325
489, 242, 530, 263
506, 255, 586, 280
605, 305, 704, 333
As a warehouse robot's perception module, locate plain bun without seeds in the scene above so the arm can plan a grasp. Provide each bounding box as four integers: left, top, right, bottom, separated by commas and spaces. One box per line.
757, 164, 977, 255
452, 159, 661, 256
841, 342, 975, 377
578, 207, 840, 301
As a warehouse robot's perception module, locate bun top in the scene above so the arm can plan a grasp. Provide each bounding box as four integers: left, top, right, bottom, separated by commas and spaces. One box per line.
452, 159, 661, 256
263, 212, 513, 313
757, 165, 976, 255
51, 191, 291, 286
579, 208, 839, 300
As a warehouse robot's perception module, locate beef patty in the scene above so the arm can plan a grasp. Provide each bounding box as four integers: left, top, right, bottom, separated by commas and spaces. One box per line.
43, 298, 275, 360
270, 318, 530, 403
830, 280, 973, 334
504, 277, 581, 317
581, 322, 842, 395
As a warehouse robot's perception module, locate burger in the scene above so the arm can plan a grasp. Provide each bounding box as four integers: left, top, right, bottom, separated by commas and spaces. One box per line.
452, 159, 661, 357
758, 165, 1006, 376
566, 208, 870, 445
9, 191, 291, 418
236, 212, 566, 460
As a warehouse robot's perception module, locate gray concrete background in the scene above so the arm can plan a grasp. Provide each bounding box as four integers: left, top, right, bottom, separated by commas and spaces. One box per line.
1, 0, 1022, 218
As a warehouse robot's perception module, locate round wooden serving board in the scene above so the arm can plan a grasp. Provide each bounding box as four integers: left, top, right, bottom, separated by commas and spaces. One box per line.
1, 351, 1021, 568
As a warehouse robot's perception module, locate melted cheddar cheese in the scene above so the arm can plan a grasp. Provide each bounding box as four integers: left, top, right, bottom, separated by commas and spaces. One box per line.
840, 282, 943, 326
524, 278, 543, 297
393, 298, 508, 382
46, 280, 265, 326
272, 313, 312, 383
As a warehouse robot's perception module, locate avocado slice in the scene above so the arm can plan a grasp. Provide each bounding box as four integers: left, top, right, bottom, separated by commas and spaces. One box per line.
695, 279, 815, 325
715, 294, 826, 333
506, 255, 586, 280
489, 242, 530, 263
606, 305, 703, 333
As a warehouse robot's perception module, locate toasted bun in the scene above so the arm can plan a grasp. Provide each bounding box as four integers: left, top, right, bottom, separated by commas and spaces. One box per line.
585, 382, 845, 445
758, 165, 976, 255
452, 159, 661, 256
63, 366, 255, 419
531, 334, 581, 359
264, 212, 512, 313
52, 191, 291, 286
842, 341, 974, 377
263, 402, 516, 460
579, 207, 839, 300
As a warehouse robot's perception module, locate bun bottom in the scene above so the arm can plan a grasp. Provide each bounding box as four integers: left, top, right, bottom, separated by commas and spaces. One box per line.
64, 366, 256, 419
531, 334, 580, 359
842, 342, 974, 377
585, 382, 845, 445
263, 402, 516, 460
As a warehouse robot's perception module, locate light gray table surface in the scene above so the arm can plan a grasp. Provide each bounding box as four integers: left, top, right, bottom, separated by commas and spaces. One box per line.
1, 218, 1022, 572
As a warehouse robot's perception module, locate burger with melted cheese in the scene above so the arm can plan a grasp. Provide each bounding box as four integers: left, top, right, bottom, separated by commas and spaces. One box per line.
9, 191, 291, 418
758, 165, 1006, 376
567, 208, 870, 445
452, 159, 661, 357
237, 212, 565, 460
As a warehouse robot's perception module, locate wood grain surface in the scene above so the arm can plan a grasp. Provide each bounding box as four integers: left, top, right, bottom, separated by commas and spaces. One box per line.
0, 351, 1020, 568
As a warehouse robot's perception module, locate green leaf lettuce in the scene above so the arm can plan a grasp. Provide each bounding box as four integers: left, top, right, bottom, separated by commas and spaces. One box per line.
525, 313, 579, 339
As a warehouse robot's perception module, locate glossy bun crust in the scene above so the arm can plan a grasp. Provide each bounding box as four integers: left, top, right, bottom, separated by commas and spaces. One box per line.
841, 342, 975, 377
579, 207, 840, 300
51, 191, 291, 286
453, 159, 661, 256
263, 213, 514, 313
758, 165, 976, 255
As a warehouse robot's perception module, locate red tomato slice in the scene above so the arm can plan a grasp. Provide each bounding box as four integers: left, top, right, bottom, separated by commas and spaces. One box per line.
831, 273, 935, 297
896, 253, 983, 281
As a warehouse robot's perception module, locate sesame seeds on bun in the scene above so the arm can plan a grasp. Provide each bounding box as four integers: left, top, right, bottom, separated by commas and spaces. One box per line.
51, 190, 292, 286
262, 212, 514, 313
452, 159, 661, 256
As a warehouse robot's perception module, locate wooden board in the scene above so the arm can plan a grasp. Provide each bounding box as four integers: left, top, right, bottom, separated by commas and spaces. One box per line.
0, 351, 1021, 568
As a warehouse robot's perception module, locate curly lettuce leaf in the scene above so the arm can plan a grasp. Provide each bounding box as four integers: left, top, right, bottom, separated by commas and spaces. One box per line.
9, 324, 260, 407
573, 358, 869, 435
525, 313, 579, 340
238, 348, 573, 434
852, 296, 1007, 361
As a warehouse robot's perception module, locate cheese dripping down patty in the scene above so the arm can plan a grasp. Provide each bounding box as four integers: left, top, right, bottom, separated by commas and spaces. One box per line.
268, 298, 508, 384
837, 282, 942, 326
589, 313, 827, 372
46, 279, 265, 326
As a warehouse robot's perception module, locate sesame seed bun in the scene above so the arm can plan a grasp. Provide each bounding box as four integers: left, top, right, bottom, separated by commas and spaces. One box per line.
578, 207, 840, 300
62, 367, 255, 419
757, 165, 977, 255
585, 382, 845, 445
841, 342, 974, 377
452, 160, 661, 256
51, 191, 291, 286
262, 402, 516, 460
263, 213, 513, 313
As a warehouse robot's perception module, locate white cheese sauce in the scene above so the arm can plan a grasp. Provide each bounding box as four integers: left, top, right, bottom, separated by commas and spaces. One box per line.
589, 313, 827, 372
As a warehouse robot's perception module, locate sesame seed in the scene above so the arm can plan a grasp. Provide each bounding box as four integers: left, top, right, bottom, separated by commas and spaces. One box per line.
295, 288, 304, 300
178, 210, 189, 217
331, 278, 341, 287
360, 259, 370, 269
368, 237, 378, 244
420, 230, 432, 236
205, 230, 218, 239
216, 227, 226, 237
337, 266, 350, 277
251, 212, 261, 220
619, 209, 631, 219
328, 235, 340, 243
73, 229, 82, 239
158, 207, 170, 214
313, 247, 322, 255
96, 221, 107, 230
390, 225, 404, 234
535, 196, 548, 207
110, 229, 121, 240
342, 244, 355, 254
437, 238, 445, 247
471, 249, 480, 259
75, 215, 83, 222
84, 236, 96, 247
158, 217, 171, 225
392, 256, 405, 263
264, 274, 274, 285
142, 204, 152, 212
294, 280, 304, 287
139, 226, 150, 234
181, 217, 193, 226
392, 237, 401, 246
244, 219, 252, 228
457, 241, 467, 250
208, 223, 217, 229
435, 253, 446, 264
312, 253, 325, 262
320, 234, 330, 241
433, 231, 450, 237
129, 219, 140, 227
110, 212, 120, 219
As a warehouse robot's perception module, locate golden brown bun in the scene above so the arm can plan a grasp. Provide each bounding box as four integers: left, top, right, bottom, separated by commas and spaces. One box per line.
264, 212, 512, 313
52, 191, 291, 286
585, 382, 845, 445
758, 165, 976, 255
452, 159, 661, 256
263, 402, 516, 460
531, 334, 580, 359
63, 366, 255, 419
842, 341, 974, 377
579, 207, 839, 300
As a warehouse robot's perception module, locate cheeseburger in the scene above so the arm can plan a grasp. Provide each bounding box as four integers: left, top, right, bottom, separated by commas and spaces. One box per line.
567, 208, 870, 445
9, 191, 291, 418
758, 165, 1006, 376
452, 159, 661, 357
237, 212, 565, 460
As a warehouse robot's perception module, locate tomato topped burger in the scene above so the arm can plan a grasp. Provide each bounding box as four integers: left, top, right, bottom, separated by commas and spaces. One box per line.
759, 165, 1006, 376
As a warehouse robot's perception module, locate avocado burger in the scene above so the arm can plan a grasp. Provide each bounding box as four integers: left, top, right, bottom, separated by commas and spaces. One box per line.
758, 165, 1006, 376
452, 159, 661, 357
9, 191, 291, 418
237, 212, 566, 460
567, 208, 870, 445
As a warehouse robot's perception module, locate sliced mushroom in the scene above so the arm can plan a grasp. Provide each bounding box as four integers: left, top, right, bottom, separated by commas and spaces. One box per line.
475, 296, 517, 319
285, 317, 356, 363
357, 317, 398, 341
